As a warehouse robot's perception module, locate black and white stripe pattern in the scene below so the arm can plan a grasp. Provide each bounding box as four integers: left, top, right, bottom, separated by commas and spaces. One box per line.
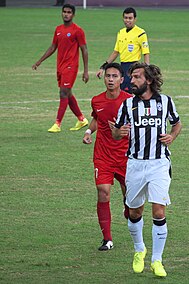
115, 94, 180, 160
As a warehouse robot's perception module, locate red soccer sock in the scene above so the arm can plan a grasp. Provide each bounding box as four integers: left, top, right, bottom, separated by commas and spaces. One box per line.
97, 201, 112, 241
68, 95, 84, 120
56, 97, 68, 126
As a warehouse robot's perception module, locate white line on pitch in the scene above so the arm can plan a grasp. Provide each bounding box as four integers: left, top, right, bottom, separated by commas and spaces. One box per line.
0, 98, 91, 105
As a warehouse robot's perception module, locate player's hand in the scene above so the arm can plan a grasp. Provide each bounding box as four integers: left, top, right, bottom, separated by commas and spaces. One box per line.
159, 133, 173, 146
32, 62, 40, 70
96, 69, 103, 79
82, 72, 89, 83
83, 134, 92, 144
108, 118, 116, 130
119, 123, 131, 137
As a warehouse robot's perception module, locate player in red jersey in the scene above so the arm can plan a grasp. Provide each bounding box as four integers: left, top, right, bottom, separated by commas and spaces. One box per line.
83, 63, 132, 250
32, 4, 89, 133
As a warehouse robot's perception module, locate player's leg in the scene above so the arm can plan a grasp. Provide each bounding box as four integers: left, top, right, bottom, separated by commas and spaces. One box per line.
147, 158, 171, 277
69, 95, 88, 131
128, 206, 147, 273
95, 163, 114, 251
120, 183, 129, 219
126, 158, 147, 273
67, 70, 88, 131
97, 183, 113, 251
150, 203, 167, 277
48, 87, 70, 133
48, 69, 87, 132
114, 169, 129, 219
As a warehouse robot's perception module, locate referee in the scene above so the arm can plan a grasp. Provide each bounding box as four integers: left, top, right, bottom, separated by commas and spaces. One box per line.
96, 7, 150, 93
112, 62, 182, 277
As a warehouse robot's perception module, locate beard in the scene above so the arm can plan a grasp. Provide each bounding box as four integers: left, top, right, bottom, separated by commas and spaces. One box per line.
131, 81, 148, 96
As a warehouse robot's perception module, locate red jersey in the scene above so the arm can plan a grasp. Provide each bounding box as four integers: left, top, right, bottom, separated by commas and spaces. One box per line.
91, 90, 132, 166
52, 23, 86, 72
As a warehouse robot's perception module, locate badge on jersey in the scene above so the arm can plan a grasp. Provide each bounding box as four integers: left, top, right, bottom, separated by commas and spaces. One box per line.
157, 102, 162, 112
142, 41, 149, 48
128, 44, 134, 52
67, 33, 71, 37
144, 107, 151, 116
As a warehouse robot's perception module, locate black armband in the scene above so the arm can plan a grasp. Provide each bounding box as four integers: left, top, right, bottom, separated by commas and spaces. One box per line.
100, 61, 108, 70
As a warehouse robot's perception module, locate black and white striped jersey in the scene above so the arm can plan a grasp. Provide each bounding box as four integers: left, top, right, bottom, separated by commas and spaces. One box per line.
115, 93, 180, 160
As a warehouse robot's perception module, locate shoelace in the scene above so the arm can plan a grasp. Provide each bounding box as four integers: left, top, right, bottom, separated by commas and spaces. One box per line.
134, 252, 143, 263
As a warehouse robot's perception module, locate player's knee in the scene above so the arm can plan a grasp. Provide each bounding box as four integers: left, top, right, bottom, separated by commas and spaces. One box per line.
129, 207, 143, 220
60, 88, 71, 98
97, 187, 110, 202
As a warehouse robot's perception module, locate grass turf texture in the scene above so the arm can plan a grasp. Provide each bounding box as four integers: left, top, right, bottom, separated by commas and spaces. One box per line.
0, 7, 189, 284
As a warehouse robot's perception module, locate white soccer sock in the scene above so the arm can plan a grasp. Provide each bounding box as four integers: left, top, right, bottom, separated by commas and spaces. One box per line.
128, 217, 145, 252
152, 223, 167, 263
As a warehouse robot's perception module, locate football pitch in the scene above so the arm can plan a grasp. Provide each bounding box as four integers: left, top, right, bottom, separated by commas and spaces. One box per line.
0, 6, 189, 284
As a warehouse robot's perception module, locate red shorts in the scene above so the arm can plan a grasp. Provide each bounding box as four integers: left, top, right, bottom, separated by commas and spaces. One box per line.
57, 67, 78, 88
94, 160, 127, 186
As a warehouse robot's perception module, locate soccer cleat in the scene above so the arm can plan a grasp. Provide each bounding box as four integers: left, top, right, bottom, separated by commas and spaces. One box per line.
151, 261, 167, 277
48, 123, 61, 133
133, 247, 147, 273
98, 240, 113, 251
70, 118, 88, 131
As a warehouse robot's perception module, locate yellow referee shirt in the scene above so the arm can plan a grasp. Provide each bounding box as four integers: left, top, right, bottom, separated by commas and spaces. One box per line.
114, 25, 150, 62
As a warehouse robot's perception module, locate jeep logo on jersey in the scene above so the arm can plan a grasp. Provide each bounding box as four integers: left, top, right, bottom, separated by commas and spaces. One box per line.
128, 44, 134, 52
135, 116, 162, 127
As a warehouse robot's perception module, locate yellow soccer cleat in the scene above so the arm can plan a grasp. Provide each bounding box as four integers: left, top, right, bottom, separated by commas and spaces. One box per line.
151, 261, 167, 277
133, 247, 147, 273
48, 123, 61, 133
70, 118, 88, 131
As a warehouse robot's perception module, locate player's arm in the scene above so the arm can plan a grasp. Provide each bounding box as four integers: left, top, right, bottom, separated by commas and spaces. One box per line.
32, 43, 57, 70
80, 44, 89, 83
140, 32, 150, 65
96, 50, 119, 79
83, 118, 97, 144
144, 53, 150, 65
143, 53, 150, 64
159, 121, 182, 146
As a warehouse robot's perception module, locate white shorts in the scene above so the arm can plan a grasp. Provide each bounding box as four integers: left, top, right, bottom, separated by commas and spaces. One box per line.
126, 157, 171, 208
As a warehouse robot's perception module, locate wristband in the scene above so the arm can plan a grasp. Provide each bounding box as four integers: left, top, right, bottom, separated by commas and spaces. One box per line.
85, 129, 92, 135
100, 61, 108, 70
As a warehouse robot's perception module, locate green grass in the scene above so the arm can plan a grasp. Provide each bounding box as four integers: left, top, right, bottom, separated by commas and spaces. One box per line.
0, 7, 189, 284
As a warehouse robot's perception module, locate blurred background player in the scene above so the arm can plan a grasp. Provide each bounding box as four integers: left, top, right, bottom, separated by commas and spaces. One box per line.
32, 4, 89, 133
83, 63, 132, 251
54, 0, 65, 7
96, 7, 150, 93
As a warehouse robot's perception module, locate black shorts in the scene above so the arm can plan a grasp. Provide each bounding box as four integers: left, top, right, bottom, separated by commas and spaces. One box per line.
121, 62, 136, 93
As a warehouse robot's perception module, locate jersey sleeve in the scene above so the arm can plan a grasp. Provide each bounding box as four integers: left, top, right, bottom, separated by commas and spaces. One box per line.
168, 96, 180, 125
114, 32, 120, 52
52, 27, 58, 45
76, 27, 87, 47
115, 101, 127, 128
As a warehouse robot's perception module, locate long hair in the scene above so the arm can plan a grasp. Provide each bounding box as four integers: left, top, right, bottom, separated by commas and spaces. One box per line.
128, 62, 163, 94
